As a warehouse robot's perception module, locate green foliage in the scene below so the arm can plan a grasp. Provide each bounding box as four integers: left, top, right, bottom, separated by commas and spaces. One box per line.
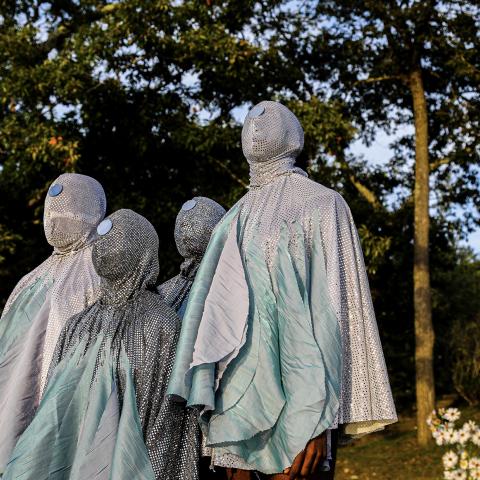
287, 97, 355, 164
0, 1, 348, 298
357, 224, 392, 276
434, 253, 480, 406
450, 318, 480, 406
0, 224, 21, 264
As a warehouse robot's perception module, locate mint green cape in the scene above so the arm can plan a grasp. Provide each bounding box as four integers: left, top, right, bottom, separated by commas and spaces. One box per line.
168, 205, 342, 474
2, 337, 155, 480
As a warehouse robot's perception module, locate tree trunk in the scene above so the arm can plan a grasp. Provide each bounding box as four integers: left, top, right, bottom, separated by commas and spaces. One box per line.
409, 68, 435, 445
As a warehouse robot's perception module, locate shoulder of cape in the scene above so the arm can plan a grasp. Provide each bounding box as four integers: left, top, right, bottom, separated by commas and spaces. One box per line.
295, 176, 351, 216
142, 291, 180, 332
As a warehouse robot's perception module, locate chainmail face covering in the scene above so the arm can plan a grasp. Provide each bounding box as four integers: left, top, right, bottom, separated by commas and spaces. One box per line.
158, 197, 226, 311
169, 101, 397, 473
0, 173, 105, 471
242, 100, 307, 188
48, 209, 200, 480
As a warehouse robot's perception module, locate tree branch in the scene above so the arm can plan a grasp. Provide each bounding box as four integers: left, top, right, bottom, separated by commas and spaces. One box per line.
354, 75, 400, 86
348, 173, 383, 209
211, 157, 248, 188
337, 159, 383, 209
430, 157, 451, 171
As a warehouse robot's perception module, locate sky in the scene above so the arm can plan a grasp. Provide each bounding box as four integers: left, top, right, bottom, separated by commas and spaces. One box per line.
349, 130, 480, 254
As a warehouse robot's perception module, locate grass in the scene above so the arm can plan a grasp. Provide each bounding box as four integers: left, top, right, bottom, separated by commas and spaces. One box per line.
335, 405, 480, 480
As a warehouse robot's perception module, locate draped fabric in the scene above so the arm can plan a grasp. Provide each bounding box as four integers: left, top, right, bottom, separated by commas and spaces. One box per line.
0, 173, 106, 473
13, 209, 200, 480
157, 197, 227, 470
168, 101, 397, 474
3, 339, 155, 480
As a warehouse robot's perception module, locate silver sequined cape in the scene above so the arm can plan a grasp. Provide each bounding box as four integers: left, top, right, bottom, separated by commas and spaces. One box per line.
168, 101, 397, 474
0, 173, 105, 472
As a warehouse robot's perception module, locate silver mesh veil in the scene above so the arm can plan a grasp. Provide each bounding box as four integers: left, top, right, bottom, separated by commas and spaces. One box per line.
158, 197, 226, 311
207, 101, 397, 469
49, 209, 200, 480
1, 172, 106, 394
242, 100, 307, 188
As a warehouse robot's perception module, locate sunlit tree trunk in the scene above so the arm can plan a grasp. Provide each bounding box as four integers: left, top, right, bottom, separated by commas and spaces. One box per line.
409, 67, 435, 445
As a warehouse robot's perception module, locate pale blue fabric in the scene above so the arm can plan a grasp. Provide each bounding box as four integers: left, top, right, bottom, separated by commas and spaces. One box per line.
0, 277, 51, 473
177, 296, 189, 319
168, 211, 342, 474
3, 338, 155, 480
0, 277, 50, 359
167, 205, 242, 403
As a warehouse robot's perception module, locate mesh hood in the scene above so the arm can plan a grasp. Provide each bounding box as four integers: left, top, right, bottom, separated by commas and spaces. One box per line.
44, 173, 106, 253
93, 209, 159, 305
158, 197, 226, 312
174, 197, 226, 277
241, 101, 304, 165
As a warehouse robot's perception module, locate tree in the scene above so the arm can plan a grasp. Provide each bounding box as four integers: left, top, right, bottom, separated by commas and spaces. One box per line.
0, 1, 349, 304
297, 0, 480, 444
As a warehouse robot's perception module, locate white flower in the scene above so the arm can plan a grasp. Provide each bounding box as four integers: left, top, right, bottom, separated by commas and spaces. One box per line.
450, 469, 466, 480
435, 429, 447, 445
456, 430, 470, 445
472, 430, 480, 447
432, 409, 480, 480
470, 468, 480, 480
469, 458, 480, 469
444, 428, 455, 444
463, 420, 477, 432
443, 408, 461, 423
450, 430, 461, 444
443, 451, 459, 469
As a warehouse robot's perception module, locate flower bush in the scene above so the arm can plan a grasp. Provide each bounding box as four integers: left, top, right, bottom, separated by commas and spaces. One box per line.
428, 408, 480, 479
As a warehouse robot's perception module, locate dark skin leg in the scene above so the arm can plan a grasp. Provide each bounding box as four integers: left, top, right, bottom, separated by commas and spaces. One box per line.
212, 469, 253, 480
270, 437, 338, 480
225, 469, 253, 480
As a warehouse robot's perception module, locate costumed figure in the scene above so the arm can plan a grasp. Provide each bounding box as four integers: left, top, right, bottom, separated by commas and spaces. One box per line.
168, 101, 397, 478
0, 173, 106, 473
158, 196, 226, 479
2, 209, 200, 480
158, 196, 226, 315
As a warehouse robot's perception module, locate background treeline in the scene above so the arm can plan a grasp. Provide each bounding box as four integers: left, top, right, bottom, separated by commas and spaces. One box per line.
0, 0, 479, 432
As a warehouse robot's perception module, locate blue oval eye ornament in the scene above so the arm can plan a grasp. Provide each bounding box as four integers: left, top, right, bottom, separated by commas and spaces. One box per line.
182, 199, 197, 211
97, 218, 113, 236
48, 184, 63, 197
248, 105, 265, 118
